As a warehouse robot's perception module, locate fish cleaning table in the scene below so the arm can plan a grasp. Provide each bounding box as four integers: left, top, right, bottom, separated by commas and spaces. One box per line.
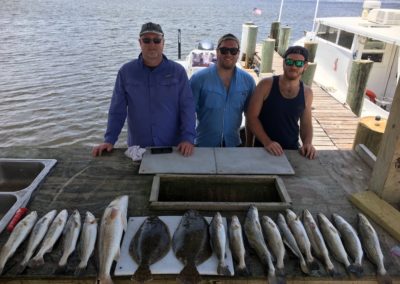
139, 147, 295, 175
0, 147, 399, 283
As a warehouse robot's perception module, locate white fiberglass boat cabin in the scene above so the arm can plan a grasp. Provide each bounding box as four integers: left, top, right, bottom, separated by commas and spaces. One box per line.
298, 0, 400, 116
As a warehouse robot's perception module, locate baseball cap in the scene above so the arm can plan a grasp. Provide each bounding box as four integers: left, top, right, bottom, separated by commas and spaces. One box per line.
217, 33, 240, 48
139, 22, 164, 37
283, 46, 309, 62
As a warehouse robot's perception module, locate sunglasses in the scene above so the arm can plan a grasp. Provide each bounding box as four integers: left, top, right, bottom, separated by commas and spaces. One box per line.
141, 37, 163, 44
218, 47, 239, 55
285, 58, 305, 68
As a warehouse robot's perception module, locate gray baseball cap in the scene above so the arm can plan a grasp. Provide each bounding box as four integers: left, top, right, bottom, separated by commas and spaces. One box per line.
139, 22, 164, 37
283, 46, 309, 62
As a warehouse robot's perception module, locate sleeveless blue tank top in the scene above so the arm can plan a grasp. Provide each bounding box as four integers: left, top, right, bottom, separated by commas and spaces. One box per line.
254, 76, 305, 150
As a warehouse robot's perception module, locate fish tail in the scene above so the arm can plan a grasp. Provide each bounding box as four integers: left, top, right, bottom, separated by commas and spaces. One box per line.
276, 266, 286, 277
28, 254, 45, 268
377, 274, 392, 284
58, 254, 68, 268
307, 259, 320, 272
15, 263, 28, 275
131, 264, 152, 283
217, 263, 231, 276
328, 267, 341, 278
299, 258, 310, 275
97, 275, 114, 284
177, 262, 200, 284
268, 274, 287, 284
236, 265, 249, 276
74, 261, 87, 276
348, 263, 363, 278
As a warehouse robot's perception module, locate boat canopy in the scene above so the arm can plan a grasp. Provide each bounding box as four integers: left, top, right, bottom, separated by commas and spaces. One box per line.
316, 16, 400, 46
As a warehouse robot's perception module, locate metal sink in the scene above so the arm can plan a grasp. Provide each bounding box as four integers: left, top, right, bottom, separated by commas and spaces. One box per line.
0, 158, 57, 234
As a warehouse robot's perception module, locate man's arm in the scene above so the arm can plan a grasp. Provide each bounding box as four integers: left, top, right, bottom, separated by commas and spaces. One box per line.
299, 86, 316, 159
246, 77, 284, 156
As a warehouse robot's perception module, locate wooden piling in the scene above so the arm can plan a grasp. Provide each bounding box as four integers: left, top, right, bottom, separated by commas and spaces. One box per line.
304, 41, 318, 63
301, 62, 317, 87
240, 22, 254, 61
277, 26, 291, 56
353, 116, 387, 156
269, 22, 280, 51
346, 59, 374, 116
260, 38, 275, 73
245, 24, 258, 68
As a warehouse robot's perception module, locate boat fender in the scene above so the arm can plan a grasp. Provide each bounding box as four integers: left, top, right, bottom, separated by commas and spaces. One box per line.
365, 89, 377, 103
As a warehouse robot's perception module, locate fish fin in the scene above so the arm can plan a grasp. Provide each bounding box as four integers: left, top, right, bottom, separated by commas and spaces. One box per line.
131, 264, 152, 283
177, 263, 200, 284
28, 255, 45, 268
348, 264, 363, 278
121, 215, 127, 232
217, 264, 231, 276
377, 274, 393, 284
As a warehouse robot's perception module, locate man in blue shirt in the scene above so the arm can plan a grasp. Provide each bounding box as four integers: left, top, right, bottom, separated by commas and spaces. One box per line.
190, 34, 256, 147
92, 22, 196, 157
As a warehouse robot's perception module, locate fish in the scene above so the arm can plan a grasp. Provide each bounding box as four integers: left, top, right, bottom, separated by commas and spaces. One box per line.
244, 206, 283, 284
317, 213, 357, 275
0, 211, 38, 275
97, 195, 129, 284
228, 215, 248, 276
302, 210, 336, 276
285, 209, 319, 272
58, 209, 81, 269
332, 213, 363, 277
29, 209, 68, 268
209, 212, 231, 276
172, 209, 212, 284
130, 216, 170, 283
261, 215, 286, 276
17, 209, 57, 274
357, 213, 392, 284
276, 213, 309, 275
75, 211, 97, 275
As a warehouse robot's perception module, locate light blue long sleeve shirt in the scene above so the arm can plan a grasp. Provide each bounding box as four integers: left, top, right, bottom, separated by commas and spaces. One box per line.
190, 64, 255, 147
104, 54, 196, 147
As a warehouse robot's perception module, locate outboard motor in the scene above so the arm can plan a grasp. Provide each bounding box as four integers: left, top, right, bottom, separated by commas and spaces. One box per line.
197, 40, 214, 51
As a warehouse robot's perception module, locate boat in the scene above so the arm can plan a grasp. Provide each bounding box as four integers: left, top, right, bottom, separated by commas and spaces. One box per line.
295, 0, 400, 118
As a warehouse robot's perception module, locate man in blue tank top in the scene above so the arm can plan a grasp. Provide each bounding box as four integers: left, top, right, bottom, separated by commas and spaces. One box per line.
190, 34, 256, 147
247, 46, 316, 159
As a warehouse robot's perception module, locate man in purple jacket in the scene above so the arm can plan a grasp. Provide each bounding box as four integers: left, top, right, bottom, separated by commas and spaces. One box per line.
92, 22, 196, 157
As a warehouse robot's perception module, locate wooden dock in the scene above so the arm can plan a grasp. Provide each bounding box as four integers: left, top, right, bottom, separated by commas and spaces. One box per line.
247, 48, 360, 151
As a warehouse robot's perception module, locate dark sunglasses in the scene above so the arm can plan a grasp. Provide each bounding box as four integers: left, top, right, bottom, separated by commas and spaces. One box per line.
141, 37, 163, 44
285, 58, 305, 67
218, 47, 239, 55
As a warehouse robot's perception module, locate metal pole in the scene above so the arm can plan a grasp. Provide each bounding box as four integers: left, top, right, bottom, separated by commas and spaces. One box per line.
311, 0, 320, 32
278, 0, 284, 22
178, 29, 181, 60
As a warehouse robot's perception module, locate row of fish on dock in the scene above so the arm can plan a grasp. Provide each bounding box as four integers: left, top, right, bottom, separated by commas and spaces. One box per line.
0, 195, 393, 284
242, 205, 392, 284
0, 208, 97, 276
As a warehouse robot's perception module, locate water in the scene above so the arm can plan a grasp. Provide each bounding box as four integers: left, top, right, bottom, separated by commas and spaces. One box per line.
1, 0, 398, 147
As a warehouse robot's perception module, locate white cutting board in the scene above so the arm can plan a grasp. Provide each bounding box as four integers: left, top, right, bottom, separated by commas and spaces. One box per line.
114, 216, 234, 276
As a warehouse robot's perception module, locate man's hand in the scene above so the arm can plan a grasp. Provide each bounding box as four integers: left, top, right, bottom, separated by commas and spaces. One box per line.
177, 141, 194, 157
264, 141, 284, 156
92, 143, 114, 157
300, 143, 316, 159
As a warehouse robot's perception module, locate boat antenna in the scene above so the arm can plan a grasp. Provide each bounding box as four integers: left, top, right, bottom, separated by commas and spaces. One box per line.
311, 0, 320, 32
178, 29, 181, 60
278, 0, 284, 22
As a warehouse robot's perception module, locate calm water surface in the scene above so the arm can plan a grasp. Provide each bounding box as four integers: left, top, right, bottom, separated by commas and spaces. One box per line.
1, 0, 398, 147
